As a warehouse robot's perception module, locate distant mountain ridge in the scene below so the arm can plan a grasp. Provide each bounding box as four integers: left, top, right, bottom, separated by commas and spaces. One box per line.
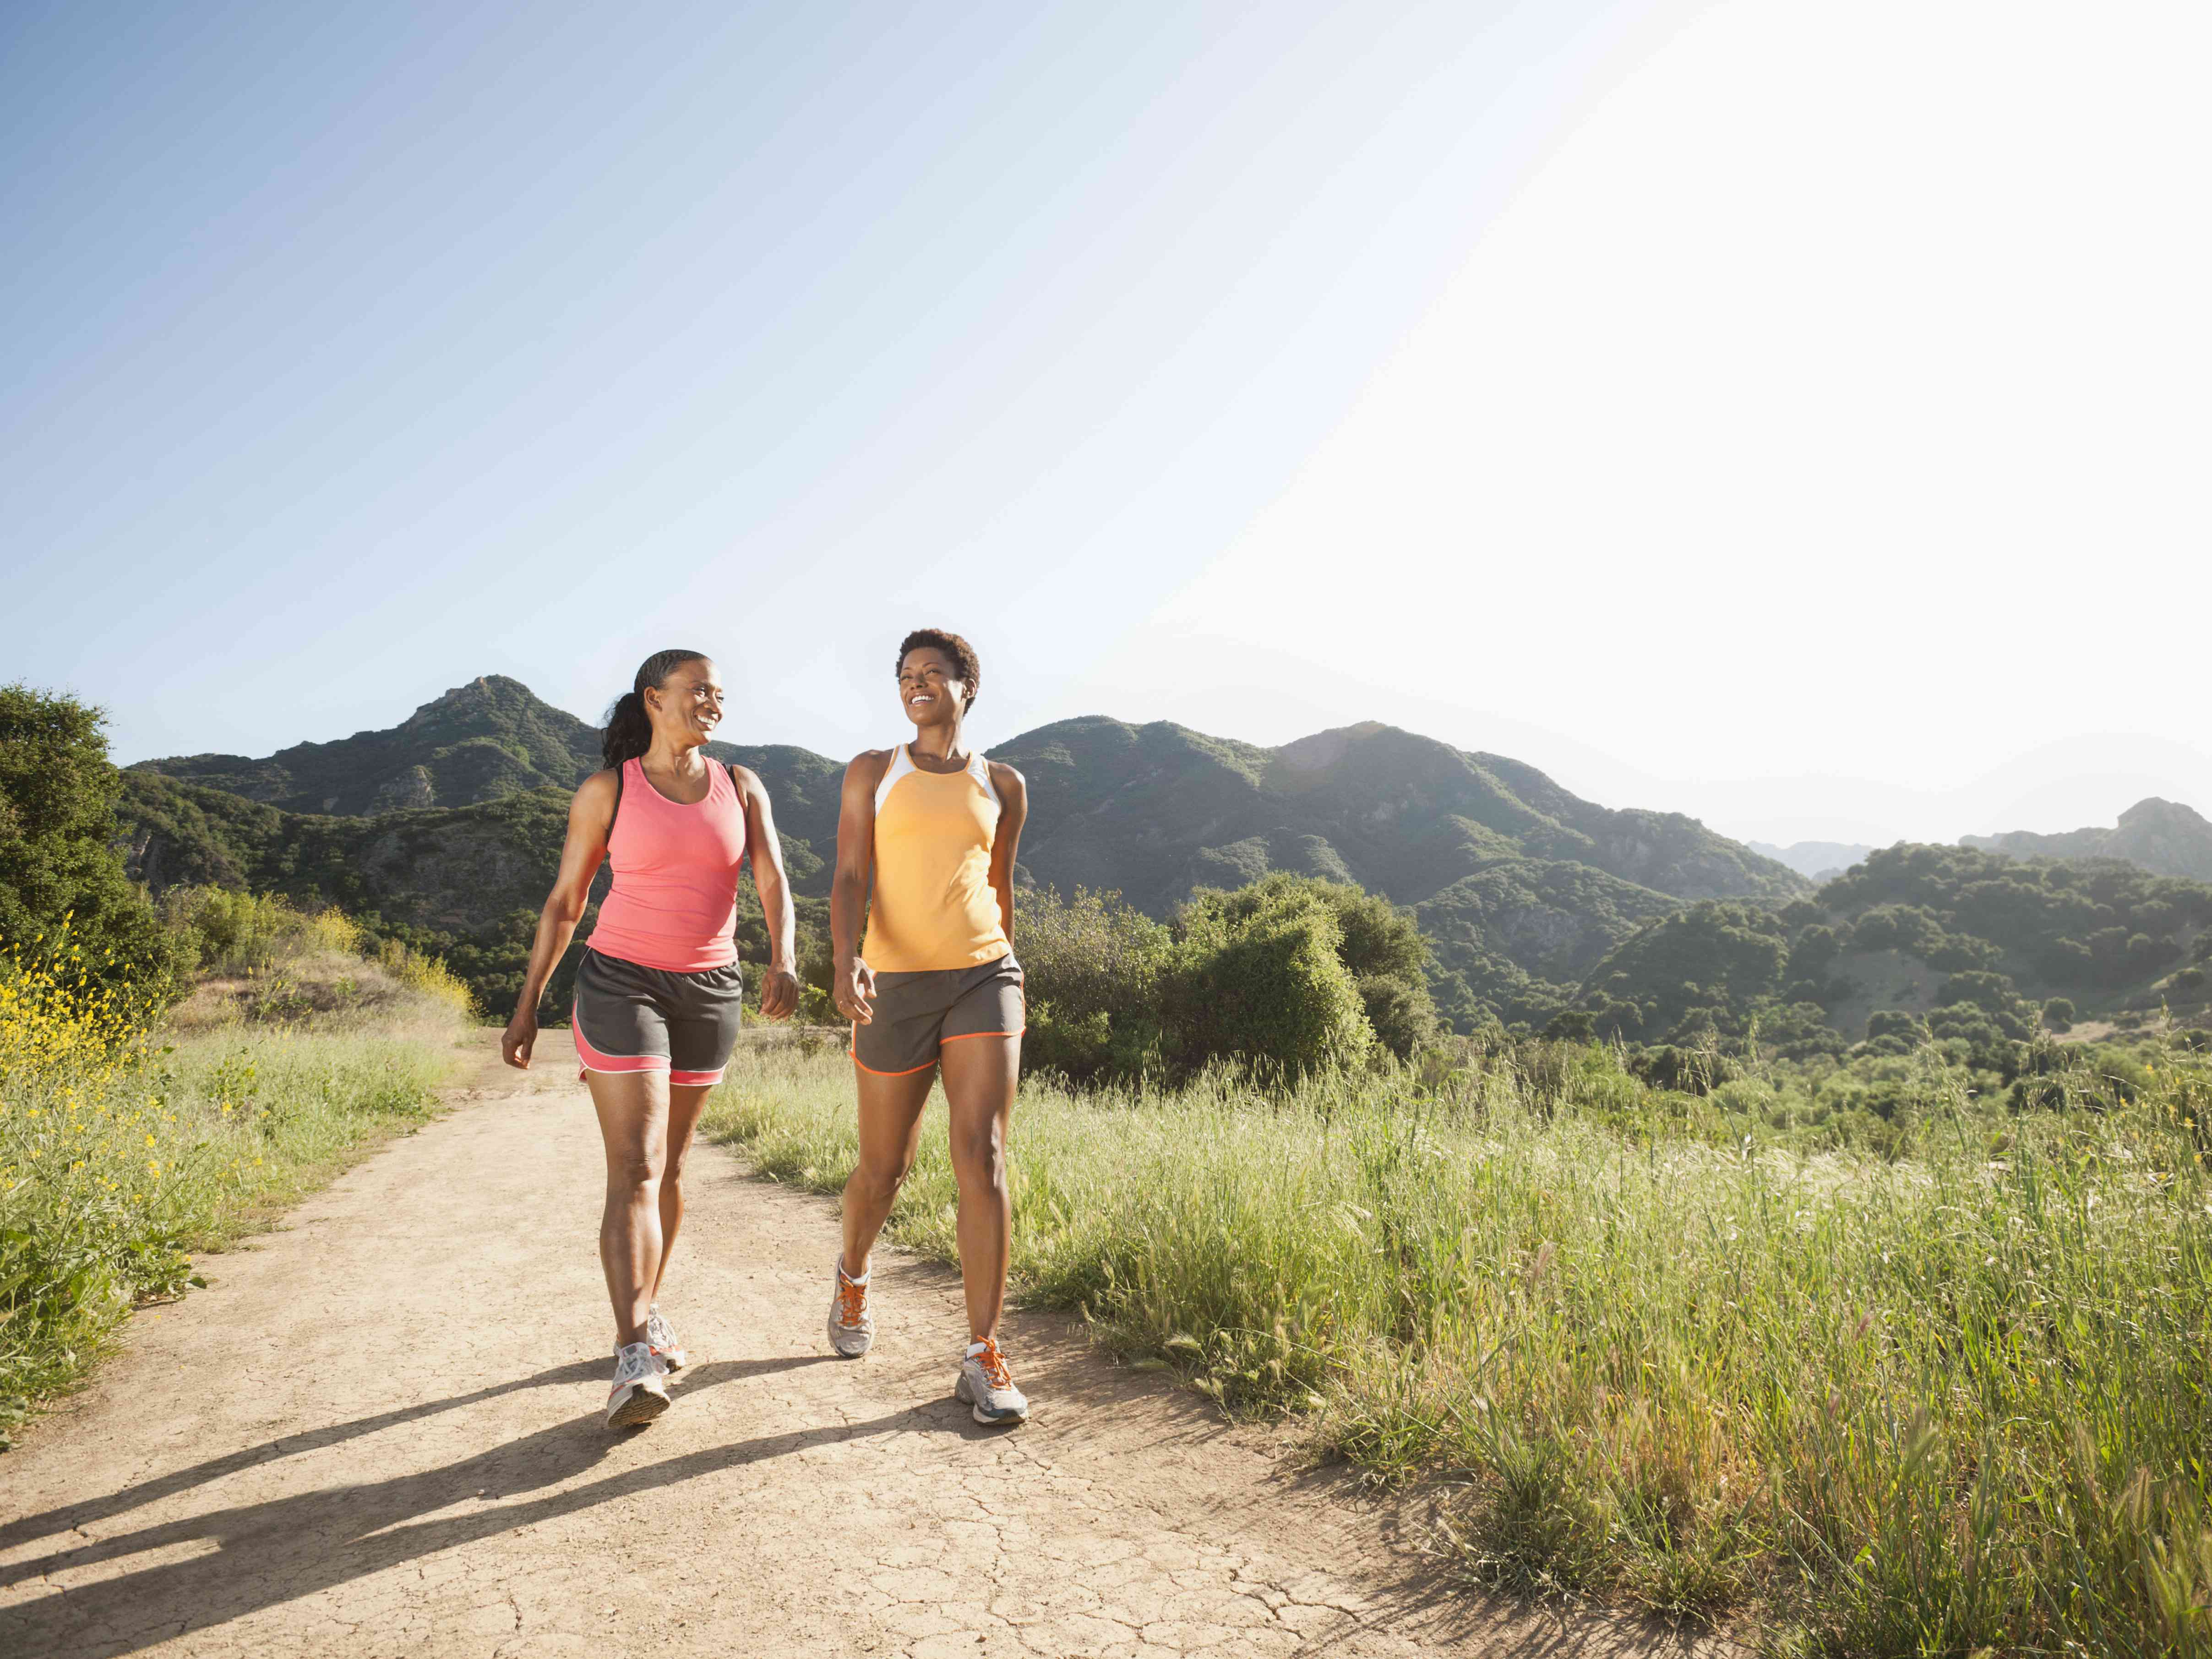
1962, 798, 2212, 884
1749, 840, 1880, 881
122, 677, 1805, 1027
135, 675, 616, 813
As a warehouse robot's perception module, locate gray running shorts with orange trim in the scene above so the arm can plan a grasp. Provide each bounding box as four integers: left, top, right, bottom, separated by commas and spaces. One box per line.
572, 948, 744, 1086
851, 954, 1024, 1076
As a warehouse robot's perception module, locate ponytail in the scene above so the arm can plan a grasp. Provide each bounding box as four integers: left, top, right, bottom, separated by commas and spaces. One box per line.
601, 649, 708, 769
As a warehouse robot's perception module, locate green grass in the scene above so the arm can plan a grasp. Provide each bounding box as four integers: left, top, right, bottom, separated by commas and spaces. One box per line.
0, 945, 466, 1445
705, 1035, 2212, 1655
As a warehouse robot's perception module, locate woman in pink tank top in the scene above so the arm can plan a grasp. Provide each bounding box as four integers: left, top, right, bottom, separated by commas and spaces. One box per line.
500, 649, 801, 1429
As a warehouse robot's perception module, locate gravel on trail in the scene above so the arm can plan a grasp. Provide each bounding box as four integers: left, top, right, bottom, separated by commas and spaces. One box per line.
0, 1034, 1714, 1658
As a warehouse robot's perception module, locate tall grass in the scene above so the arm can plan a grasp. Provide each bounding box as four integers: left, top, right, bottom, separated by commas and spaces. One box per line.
0, 915, 470, 1444
706, 1037, 2212, 1655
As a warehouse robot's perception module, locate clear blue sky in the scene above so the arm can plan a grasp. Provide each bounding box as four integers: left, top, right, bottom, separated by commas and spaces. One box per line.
6, 1, 2207, 844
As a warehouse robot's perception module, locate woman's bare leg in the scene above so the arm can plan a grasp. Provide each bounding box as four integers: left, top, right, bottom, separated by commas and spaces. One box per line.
840, 1066, 934, 1277
650, 1082, 714, 1303
588, 1069, 670, 1347
939, 1036, 1019, 1342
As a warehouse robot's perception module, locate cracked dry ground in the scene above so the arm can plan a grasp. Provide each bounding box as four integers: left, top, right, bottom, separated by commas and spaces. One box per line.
1, 1037, 1714, 1659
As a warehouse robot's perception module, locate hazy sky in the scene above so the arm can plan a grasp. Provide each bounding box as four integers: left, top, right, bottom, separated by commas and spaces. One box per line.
5, 1, 2206, 846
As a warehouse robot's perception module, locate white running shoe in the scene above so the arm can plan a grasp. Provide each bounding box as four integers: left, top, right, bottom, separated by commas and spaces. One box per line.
645, 1304, 687, 1372
827, 1258, 874, 1358
605, 1340, 670, 1429
954, 1337, 1029, 1425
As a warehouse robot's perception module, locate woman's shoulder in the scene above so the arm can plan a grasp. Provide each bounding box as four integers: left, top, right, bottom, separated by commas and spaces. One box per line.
842, 748, 897, 789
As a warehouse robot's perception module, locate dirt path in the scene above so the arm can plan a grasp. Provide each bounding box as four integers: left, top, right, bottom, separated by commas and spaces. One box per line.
0, 1036, 1707, 1658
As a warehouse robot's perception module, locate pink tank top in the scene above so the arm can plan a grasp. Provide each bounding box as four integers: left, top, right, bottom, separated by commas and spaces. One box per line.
588, 759, 749, 973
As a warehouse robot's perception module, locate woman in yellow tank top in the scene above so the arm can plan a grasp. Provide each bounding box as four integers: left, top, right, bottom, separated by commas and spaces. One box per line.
827, 628, 1034, 1424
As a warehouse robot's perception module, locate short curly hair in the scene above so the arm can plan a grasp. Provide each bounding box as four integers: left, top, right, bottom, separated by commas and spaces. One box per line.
894, 628, 981, 713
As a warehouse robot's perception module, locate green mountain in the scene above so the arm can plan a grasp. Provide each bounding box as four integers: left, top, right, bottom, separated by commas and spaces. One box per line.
1961, 798, 2212, 884
998, 717, 1803, 1026
121, 680, 1805, 1028
133, 675, 606, 813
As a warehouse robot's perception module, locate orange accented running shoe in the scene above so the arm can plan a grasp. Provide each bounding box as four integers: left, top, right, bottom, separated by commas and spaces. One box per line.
954, 1336, 1029, 1425
826, 1257, 874, 1358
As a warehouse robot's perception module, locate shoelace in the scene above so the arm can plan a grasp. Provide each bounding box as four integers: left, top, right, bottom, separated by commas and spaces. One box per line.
970, 1339, 1013, 1389
836, 1272, 868, 1328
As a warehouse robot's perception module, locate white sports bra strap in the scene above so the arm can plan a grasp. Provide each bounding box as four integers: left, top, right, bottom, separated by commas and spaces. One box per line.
873, 744, 916, 814
875, 743, 999, 812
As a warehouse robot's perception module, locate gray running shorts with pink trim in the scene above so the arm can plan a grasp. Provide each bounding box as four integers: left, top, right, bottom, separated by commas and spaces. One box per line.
572, 948, 744, 1086
851, 954, 1024, 1076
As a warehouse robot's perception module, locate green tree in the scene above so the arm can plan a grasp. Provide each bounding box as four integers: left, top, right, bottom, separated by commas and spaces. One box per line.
0, 685, 185, 996
1016, 887, 1174, 1081
1166, 883, 1373, 1078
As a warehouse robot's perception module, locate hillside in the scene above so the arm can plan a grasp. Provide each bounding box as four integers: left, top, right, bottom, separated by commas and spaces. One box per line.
1961, 797, 2212, 884
999, 716, 1803, 1026
1569, 842, 2212, 1056
124, 681, 1805, 1027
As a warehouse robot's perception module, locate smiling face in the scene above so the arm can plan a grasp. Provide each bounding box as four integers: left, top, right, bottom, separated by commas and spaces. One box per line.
897, 647, 967, 731
644, 657, 724, 750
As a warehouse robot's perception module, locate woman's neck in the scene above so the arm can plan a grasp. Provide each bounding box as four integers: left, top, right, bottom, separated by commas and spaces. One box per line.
643, 737, 708, 775
906, 721, 966, 765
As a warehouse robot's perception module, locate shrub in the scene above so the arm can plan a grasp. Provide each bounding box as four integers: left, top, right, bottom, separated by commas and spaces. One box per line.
2042, 996, 2076, 1031
1166, 885, 1372, 1079
1016, 887, 1173, 1081
1176, 874, 1435, 1059
1866, 1009, 1927, 1046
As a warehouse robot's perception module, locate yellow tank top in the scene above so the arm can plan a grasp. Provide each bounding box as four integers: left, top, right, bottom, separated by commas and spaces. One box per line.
862, 745, 1009, 973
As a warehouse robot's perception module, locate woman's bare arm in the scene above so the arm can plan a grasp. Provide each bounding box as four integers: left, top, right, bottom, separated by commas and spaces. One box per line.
829, 750, 890, 1023
501, 771, 618, 1068
735, 765, 800, 1020
986, 762, 1027, 949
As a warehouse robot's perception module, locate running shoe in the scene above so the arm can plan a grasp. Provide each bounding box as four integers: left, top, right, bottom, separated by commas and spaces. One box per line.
826, 1258, 874, 1358
645, 1304, 687, 1372
954, 1337, 1029, 1425
605, 1340, 671, 1429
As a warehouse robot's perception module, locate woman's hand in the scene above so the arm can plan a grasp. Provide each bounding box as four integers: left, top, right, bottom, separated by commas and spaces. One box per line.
757, 966, 801, 1021
501, 1011, 538, 1070
834, 956, 877, 1025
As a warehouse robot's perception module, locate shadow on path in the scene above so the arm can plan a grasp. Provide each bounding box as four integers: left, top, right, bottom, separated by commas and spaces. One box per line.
0, 1352, 1002, 1654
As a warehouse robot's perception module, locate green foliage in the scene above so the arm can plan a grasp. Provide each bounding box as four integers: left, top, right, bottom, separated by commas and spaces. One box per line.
0, 685, 188, 999
1166, 881, 1373, 1078
709, 1028, 2212, 1651
0, 958, 459, 1443
1572, 841, 2212, 1056
1577, 901, 1792, 1041
1177, 873, 1435, 1058
2042, 995, 2076, 1031
1015, 887, 1174, 1081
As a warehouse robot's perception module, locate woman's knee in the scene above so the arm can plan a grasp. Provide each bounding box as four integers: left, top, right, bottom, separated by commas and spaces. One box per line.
848, 1152, 912, 1202
605, 1150, 664, 1193
950, 1129, 1008, 1196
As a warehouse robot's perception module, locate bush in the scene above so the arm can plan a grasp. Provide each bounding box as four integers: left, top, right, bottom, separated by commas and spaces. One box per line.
1166, 885, 1373, 1079
1866, 1009, 1928, 1046
1175, 874, 1435, 1059
1016, 887, 1174, 1081
2042, 996, 2076, 1032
